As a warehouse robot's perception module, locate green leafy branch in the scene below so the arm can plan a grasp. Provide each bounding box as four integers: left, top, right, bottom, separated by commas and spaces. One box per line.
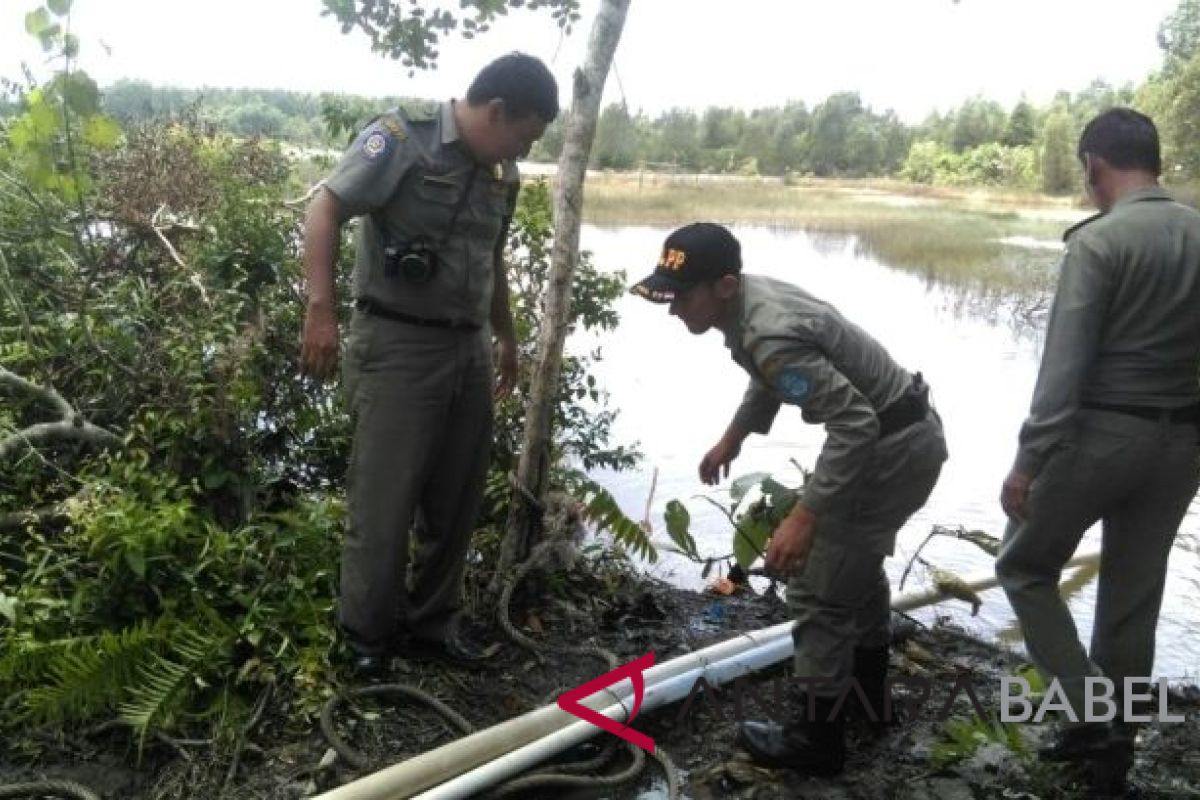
24, 1, 77, 56
661, 470, 806, 581
320, 0, 582, 71
579, 481, 657, 563
930, 715, 1028, 769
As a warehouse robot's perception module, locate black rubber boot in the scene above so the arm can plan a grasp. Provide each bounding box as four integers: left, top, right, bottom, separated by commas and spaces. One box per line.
1087, 738, 1134, 797
851, 645, 892, 728
737, 694, 846, 776
1037, 722, 1111, 762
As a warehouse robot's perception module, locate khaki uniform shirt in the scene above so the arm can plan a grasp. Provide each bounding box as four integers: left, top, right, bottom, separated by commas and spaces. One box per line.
725, 275, 913, 515
324, 100, 520, 327
1016, 187, 1200, 474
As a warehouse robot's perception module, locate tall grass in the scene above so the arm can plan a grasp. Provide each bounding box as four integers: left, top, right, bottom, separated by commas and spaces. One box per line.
576, 174, 1075, 300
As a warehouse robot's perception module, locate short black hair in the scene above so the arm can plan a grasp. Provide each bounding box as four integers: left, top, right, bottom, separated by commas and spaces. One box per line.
1078, 108, 1161, 176
467, 52, 559, 123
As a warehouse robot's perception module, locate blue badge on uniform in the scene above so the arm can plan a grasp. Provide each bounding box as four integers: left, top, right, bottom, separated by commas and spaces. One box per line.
775, 368, 811, 404
360, 130, 392, 161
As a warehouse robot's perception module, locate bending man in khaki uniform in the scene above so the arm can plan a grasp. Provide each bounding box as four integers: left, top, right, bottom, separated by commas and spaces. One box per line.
631, 223, 947, 774
300, 54, 558, 675
997, 108, 1200, 793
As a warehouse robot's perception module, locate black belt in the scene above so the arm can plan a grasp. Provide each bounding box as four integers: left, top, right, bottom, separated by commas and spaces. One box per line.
355, 299, 481, 331
1081, 401, 1200, 424
877, 374, 931, 438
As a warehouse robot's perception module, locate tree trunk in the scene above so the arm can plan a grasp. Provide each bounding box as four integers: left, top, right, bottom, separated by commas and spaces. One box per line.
496, 0, 632, 586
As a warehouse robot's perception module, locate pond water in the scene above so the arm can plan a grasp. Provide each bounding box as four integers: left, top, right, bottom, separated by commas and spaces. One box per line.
577, 223, 1200, 680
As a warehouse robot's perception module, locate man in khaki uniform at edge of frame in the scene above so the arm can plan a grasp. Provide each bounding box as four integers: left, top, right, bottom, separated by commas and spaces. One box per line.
997, 107, 1200, 795
630, 222, 949, 775
299, 54, 559, 677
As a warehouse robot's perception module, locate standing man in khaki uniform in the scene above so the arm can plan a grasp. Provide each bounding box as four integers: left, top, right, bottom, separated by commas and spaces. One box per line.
631, 223, 947, 775
997, 108, 1200, 793
300, 54, 558, 675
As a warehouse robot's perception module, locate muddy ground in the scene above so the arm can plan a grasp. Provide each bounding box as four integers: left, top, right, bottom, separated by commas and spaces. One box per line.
2, 559, 1199, 799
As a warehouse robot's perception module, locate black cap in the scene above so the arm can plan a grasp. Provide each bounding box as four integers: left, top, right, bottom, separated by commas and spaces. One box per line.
630, 222, 742, 303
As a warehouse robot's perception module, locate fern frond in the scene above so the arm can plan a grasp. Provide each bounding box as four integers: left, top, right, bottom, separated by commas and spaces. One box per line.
0, 633, 99, 688
580, 482, 658, 563
118, 622, 225, 748
21, 620, 165, 725
118, 653, 192, 742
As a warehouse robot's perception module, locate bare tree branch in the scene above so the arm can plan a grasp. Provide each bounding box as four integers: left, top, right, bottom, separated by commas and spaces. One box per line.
0, 366, 121, 463
151, 204, 210, 306
0, 505, 69, 532
0, 366, 73, 418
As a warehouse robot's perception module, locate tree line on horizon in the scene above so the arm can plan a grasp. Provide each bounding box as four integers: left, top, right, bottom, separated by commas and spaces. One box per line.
15, 0, 1200, 195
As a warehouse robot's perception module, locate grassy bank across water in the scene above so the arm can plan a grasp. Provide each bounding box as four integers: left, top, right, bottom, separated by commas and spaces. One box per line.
574, 174, 1082, 299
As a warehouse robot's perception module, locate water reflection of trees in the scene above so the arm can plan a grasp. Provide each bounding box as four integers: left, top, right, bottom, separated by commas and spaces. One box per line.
895, 243, 1056, 338
807, 229, 858, 259
790, 230, 1060, 338
938, 281, 1051, 339
802, 226, 1059, 335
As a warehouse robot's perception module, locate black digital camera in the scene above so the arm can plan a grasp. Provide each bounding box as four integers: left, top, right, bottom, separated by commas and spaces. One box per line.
383, 238, 439, 284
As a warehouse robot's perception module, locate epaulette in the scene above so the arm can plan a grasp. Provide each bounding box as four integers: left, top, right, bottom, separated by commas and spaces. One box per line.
373, 112, 409, 142
1062, 212, 1104, 242
395, 100, 439, 124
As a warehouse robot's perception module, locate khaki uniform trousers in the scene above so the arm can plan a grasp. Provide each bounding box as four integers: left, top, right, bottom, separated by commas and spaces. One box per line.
787, 411, 948, 692
338, 311, 493, 653
996, 408, 1200, 723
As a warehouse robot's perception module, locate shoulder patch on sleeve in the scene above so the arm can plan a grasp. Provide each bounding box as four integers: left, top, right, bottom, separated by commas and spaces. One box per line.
360, 130, 393, 161
773, 368, 812, 404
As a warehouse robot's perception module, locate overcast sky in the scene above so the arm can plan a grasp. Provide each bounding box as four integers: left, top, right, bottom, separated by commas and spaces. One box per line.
0, 0, 1181, 122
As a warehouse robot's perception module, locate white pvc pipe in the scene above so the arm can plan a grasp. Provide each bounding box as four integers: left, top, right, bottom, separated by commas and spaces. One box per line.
317, 549, 1103, 800
892, 550, 1100, 612
416, 635, 794, 800
315, 621, 795, 800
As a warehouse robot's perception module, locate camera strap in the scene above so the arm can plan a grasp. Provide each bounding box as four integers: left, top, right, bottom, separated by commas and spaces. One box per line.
435, 165, 479, 247
376, 161, 481, 251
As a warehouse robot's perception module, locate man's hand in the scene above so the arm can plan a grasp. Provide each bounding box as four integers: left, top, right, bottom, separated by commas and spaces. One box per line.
766, 504, 817, 576
494, 337, 518, 400
699, 435, 741, 485
1000, 468, 1033, 521
300, 301, 339, 379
